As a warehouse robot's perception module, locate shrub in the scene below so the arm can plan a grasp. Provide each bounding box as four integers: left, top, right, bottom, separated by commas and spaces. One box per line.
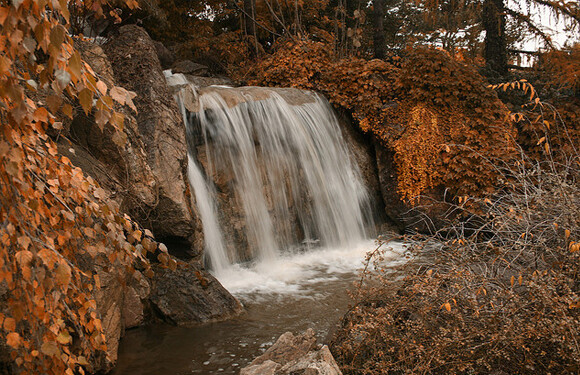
330, 142, 580, 373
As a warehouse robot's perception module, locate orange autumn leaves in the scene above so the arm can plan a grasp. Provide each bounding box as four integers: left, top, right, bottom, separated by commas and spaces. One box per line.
0, 1, 167, 374
247, 41, 516, 201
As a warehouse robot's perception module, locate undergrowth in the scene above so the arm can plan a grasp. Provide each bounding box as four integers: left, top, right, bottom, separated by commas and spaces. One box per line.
330, 119, 580, 373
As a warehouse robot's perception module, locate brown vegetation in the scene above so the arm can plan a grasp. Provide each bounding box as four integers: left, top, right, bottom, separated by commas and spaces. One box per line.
244, 42, 517, 201
330, 101, 580, 373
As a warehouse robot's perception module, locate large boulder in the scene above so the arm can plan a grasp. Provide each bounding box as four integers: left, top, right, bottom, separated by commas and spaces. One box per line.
58, 40, 158, 220
103, 25, 200, 256
148, 260, 243, 325
91, 255, 151, 372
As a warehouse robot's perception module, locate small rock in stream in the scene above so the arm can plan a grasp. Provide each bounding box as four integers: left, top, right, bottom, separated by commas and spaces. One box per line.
240, 329, 342, 375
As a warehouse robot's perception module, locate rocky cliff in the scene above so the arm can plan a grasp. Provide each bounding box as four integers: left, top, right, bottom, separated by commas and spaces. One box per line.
49, 26, 242, 372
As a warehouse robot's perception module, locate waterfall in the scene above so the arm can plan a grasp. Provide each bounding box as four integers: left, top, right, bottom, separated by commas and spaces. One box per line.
169, 75, 373, 272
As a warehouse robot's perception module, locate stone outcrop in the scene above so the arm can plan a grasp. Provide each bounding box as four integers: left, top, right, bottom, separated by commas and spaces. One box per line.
241, 329, 343, 375
46, 28, 243, 372
103, 25, 199, 256
60, 40, 158, 223
173, 60, 209, 76
92, 257, 151, 372
152, 40, 175, 70
148, 260, 243, 325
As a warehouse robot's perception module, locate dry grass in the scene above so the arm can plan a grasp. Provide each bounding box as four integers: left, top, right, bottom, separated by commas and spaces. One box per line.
331, 145, 580, 374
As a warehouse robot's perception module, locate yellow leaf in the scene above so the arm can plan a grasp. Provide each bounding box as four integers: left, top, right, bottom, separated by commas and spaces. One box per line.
55, 261, 72, 287
96, 80, 108, 96
41, 341, 59, 356
6, 332, 20, 348
443, 302, 451, 312
68, 51, 82, 82
110, 86, 127, 105
56, 331, 72, 344
565, 229, 571, 239
3, 317, 16, 331
77, 356, 89, 366
78, 88, 94, 115
510, 275, 515, 287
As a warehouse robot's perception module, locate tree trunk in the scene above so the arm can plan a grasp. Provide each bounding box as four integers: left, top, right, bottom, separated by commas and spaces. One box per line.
243, 0, 258, 55
482, 0, 507, 74
372, 0, 386, 59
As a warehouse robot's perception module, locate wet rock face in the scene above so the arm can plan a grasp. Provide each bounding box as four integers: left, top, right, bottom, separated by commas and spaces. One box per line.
103, 25, 199, 254
241, 329, 343, 375
332, 109, 389, 231
148, 261, 243, 325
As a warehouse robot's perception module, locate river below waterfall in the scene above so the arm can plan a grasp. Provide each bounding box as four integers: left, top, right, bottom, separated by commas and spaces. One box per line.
112, 240, 406, 374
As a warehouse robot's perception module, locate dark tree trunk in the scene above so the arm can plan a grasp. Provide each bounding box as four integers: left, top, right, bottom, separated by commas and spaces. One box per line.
482, 0, 508, 74
243, 0, 258, 55
372, 0, 386, 59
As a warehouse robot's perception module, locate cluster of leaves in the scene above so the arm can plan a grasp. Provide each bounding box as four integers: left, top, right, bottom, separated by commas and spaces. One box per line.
543, 43, 580, 94
331, 149, 580, 374
0, 1, 172, 374
244, 41, 516, 200
489, 78, 580, 169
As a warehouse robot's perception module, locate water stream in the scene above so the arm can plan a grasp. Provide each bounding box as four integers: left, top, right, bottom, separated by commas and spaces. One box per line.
113, 241, 406, 374
112, 75, 398, 374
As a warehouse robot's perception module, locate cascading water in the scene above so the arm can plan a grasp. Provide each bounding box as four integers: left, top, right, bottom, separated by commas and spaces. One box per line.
112, 75, 403, 375
169, 74, 374, 274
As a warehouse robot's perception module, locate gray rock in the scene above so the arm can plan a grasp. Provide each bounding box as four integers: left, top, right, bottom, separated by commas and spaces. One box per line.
153, 40, 175, 70
250, 329, 317, 366
241, 330, 343, 375
279, 345, 342, 375
173, 60, 209, 76
103, 25, 200, 253
149, 260, 243, 325
240, 360, 280, 375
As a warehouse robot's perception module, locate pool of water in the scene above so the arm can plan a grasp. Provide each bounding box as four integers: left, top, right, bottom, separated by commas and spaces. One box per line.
112, 240, 406, 375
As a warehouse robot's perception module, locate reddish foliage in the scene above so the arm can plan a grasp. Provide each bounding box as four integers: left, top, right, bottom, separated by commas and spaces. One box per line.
244, 41, 517, 200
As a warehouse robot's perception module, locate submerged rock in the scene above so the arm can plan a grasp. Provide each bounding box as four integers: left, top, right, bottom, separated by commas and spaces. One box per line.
241, 329, 343, 375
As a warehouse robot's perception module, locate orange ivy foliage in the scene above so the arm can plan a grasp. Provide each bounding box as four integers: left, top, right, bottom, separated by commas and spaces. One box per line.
245, 41, 516, 200
0, 1, 169, 374
544, 43, 580, 94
